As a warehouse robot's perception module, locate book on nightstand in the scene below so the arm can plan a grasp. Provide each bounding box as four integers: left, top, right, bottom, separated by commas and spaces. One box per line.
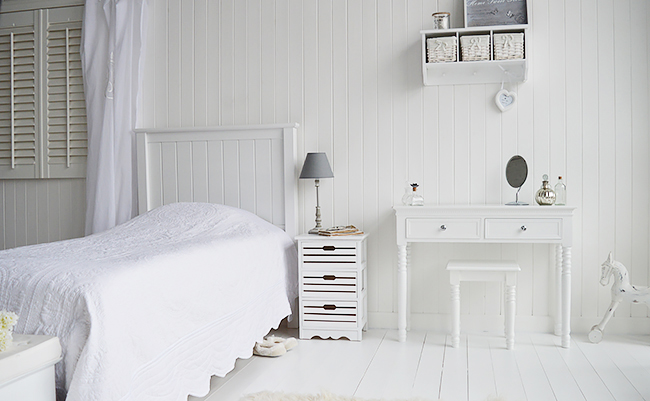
318, 225, 364, 236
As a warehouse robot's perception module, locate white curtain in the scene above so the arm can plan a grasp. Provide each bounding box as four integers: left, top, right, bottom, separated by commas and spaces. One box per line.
81, 0, 148, 234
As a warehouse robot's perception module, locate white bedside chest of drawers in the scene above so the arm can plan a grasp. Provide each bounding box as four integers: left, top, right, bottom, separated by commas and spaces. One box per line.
296, 233, 369, 341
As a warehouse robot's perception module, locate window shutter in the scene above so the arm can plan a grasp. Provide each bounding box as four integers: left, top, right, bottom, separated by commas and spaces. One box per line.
44, 8, 86, 178
0, 13, 39, 179
0, 6, 87, 180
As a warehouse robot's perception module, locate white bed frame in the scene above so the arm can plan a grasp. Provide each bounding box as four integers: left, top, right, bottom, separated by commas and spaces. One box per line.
135, 124, 299, 239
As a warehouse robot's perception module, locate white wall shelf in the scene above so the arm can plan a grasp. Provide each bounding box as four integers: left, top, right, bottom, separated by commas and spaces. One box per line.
421, 25, 529, 86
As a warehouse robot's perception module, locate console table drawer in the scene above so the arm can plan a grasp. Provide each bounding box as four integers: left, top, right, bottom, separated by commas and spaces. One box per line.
485, 218, 562, 240
406, 218, 481, 240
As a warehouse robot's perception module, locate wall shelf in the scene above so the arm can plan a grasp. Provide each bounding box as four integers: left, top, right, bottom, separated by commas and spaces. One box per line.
421, 25, 529, 86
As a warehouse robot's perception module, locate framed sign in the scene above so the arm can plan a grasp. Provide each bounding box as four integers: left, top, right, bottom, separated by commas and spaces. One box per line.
464, 0, 528, 27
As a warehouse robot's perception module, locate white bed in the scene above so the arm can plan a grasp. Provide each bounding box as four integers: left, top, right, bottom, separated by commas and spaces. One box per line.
0, 124, 300, 401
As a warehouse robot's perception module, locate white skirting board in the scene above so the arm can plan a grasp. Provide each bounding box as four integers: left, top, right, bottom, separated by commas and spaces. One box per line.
368, 312, 650, 335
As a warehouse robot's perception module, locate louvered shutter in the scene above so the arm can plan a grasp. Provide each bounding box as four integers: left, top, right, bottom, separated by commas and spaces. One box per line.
44, 7, 86, 178
0, 6, 87, 180
0, 11, 39, 179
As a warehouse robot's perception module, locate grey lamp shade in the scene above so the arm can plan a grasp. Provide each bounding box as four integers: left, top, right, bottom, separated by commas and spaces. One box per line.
299, 152, 334, 179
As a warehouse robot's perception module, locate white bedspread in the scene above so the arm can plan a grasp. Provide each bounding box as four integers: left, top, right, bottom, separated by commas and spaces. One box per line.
0, 203, 298, 401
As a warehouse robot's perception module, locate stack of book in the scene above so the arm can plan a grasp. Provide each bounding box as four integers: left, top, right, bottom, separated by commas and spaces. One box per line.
318, 225, 364, 236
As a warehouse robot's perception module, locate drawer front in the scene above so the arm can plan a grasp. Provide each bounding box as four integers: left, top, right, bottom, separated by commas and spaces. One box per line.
301, 300, 358, 328
406, 218, 481, 240
302, 270, 359, 299
301, 242, 358, 263
485, 218, 562, 240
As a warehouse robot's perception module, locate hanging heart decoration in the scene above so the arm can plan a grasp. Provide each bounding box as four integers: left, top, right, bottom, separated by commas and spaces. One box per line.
495, 89, 517, 112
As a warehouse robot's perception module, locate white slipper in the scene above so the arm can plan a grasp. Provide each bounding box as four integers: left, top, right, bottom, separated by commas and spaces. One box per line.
253, 340, 286, 357
265, 335, 298, 351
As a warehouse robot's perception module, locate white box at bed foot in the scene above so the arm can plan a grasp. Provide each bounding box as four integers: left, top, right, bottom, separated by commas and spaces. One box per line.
0, 334, 62, 401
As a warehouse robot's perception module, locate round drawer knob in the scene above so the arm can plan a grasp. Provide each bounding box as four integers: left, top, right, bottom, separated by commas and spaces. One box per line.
440, 225, 447, 231
521, 225, 527, 231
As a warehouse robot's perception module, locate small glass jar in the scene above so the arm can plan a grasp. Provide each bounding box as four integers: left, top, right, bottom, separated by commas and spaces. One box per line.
402, 183, 424, 206
432, 12, 450, 29
535, 174, 556, 206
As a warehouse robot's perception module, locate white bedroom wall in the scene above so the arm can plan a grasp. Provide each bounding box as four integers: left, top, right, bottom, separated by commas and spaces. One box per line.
138, 0, 650, 333
0, 179, 85, 249
5, 0, 635, 334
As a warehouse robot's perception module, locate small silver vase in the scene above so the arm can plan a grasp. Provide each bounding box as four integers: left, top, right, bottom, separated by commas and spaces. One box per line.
535, 174, 556, 206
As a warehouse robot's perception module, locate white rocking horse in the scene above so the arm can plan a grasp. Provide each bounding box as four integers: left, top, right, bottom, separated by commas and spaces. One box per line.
589, 252, 650, 343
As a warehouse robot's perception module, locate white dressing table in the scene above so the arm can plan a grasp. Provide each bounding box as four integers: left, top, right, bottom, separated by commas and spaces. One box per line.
394, 205, 575, 348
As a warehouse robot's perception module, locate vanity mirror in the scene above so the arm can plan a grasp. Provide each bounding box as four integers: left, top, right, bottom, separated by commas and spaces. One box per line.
505, 155, 528, 205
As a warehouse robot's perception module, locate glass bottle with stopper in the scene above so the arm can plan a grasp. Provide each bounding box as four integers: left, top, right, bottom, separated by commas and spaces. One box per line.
554, 176, 566, 205
402, 183, 424, 206
535, 174, 556, 205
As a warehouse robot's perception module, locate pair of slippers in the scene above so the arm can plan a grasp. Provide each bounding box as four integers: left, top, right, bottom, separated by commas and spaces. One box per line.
253, 335, 298, 357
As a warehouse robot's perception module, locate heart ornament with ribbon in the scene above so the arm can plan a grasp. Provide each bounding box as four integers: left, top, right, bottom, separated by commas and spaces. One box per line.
495, 89, 517, 112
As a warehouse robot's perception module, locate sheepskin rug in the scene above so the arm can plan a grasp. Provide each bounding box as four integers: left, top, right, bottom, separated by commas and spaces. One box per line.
240, 391, 507, 401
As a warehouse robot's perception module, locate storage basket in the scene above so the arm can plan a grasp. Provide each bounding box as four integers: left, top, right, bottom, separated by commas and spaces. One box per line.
426, 36, 457, 63
460, 35, 490, 61
493, 33, 525, 60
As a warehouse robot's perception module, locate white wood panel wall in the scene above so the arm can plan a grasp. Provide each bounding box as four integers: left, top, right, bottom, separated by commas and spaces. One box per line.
3, 0, 647, 333
138, 0, 650, 332
0, 178, 85, 249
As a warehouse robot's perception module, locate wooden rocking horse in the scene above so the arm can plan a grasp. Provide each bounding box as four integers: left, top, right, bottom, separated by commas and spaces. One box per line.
589, 252, 650, 343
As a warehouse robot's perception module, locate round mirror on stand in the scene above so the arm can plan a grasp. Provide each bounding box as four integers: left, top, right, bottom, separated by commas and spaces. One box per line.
505, 155, 528, 205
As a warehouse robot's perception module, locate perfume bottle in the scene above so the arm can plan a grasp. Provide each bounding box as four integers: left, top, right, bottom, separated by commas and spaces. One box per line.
554, 176, 566, 205
402, 183, 424, 206
535, 174, 556, 206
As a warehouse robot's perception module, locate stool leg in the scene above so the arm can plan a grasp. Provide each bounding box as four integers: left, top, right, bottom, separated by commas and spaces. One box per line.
505, 284, 516, 350
451, 283, 460, 348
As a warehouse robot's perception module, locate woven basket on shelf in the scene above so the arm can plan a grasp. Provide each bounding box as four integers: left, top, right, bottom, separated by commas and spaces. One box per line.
493, 33, 525, 60
460, 35, 490, 61
426, 36, 457, 63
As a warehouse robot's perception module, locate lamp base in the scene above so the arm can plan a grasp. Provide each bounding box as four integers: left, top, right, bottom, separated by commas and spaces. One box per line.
308, 226, 321, 234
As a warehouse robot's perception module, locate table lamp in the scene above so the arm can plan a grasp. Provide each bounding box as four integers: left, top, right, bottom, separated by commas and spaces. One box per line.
299, 152, 334, 234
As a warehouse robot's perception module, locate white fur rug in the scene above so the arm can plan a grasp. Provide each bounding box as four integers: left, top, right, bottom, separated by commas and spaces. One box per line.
240, 391, 506, 401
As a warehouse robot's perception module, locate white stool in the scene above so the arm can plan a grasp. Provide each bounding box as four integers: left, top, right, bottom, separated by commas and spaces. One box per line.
0, 334, 61, 401
447, 260, 520, 350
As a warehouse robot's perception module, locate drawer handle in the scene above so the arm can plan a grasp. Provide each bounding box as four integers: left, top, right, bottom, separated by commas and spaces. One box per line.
323, 304, 337, 310
440, 224, 447, 231
323, 275, 336, 281
323, 246, 336, 251
521, 225, 527, 231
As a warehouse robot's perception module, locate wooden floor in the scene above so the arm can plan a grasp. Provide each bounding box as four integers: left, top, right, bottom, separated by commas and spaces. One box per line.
191, 329, 650, 401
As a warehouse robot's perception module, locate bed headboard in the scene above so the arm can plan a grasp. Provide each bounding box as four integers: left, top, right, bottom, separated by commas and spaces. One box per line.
135, 124, 299, 239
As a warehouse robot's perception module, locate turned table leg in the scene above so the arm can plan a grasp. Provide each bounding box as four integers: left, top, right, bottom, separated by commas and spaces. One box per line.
397, 244, 409, 342
450, 282, 460, 348
561, 246, 572, 348
505, 282, 516, 350
555, 244, 562, 336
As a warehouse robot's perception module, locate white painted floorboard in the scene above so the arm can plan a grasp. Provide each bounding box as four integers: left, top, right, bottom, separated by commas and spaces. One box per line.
191, 329, 650, 401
